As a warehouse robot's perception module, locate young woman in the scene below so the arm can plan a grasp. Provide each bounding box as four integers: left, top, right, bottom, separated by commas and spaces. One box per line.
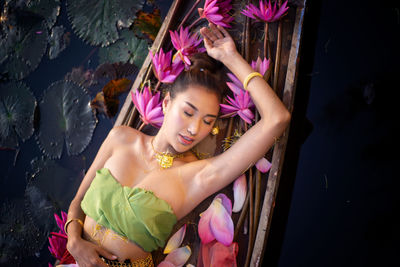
64, 24, 291, 267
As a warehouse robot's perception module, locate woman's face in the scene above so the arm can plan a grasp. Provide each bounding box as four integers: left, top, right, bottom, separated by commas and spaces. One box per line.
163, 85, 220, 153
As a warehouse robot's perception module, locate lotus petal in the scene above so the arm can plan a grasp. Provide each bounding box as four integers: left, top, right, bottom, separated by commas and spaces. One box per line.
164, 246, 191, 267
157, 261, 175, 267
232, 174, 247, 212
0, 82, 36, 149
164, 224, 187, 254
209, 198, 234, 246
37, 81, 96, 159
67, 0, 145, 46
198, 207, 214, 244
255, 157, 272, 173
215, 193, 232, 216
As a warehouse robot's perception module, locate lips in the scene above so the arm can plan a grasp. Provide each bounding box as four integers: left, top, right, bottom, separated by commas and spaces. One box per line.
178, 134, 194, 145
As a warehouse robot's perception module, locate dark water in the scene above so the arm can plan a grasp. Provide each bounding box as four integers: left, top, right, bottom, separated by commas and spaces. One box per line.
265, 1, 400, 267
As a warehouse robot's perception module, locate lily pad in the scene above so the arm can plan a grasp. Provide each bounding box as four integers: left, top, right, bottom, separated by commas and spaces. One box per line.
48, 25, 70, 60
132, 8, 161, 42
0, 19, 48, 80
37, 80, 97, 159
26, 0, 61, 30
0, 82, 37, 149
94, 62, 138, 80
98, 29, 148, 67
24, 159, 84, 238
0, 199, 43, 264
66, 0, 145, 46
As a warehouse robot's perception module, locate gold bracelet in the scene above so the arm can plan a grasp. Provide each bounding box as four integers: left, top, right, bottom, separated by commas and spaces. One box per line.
243, 72, 263, 90
64, 218, 84, 234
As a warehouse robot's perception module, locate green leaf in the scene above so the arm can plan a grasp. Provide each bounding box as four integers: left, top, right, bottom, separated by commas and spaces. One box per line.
0, 82, 36, 149
0, 20, 48, 80
48, 25, 70, 60
98, 29, 148, 67
37, 81, 97, 159
66, 0, 145, 47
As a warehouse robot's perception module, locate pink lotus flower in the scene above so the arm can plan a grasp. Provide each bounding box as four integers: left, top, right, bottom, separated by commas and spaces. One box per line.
220, 90, 254, 124
170, 27, 206, 66
241, 0, 289, 23
131, 86, 164, 128
226, 56, 269, 96
198, 193, 234, 246
48, 211, 68, 260
251, 57, 270, 77
198, 0, 233, 28
150, 48, 185, 83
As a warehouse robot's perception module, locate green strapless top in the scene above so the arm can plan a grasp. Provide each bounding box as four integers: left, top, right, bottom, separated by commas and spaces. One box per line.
80, 168, 177, 252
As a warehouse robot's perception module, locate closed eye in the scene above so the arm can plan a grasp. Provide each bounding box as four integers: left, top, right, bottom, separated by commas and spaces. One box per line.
203, 120, 212, 125
184, 111, 193, 117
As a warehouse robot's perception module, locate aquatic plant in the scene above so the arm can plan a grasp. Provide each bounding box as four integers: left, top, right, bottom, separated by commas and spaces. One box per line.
195, 0, 233, 28
169, 27, 206, 66
241, 0, 289, 23
149, 48, 185, 84
220, 90, 255, 124
0, 82, 36, 149
98, 29, 148, 67
48, 25, 70, 60
67, 0, 145, 46
232, 174, 247, 212
164, 224, 187, 254
37, 81, 96, 159
130, 86, 164, 129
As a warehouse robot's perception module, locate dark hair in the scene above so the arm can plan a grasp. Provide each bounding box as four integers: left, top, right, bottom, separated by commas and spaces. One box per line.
169, 53, 226, 102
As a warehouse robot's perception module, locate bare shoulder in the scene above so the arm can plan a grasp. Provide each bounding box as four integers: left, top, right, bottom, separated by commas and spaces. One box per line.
107, 125, 144, 145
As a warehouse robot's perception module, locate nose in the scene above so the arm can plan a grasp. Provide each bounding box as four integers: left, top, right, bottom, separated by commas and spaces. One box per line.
187, 118, 201, 136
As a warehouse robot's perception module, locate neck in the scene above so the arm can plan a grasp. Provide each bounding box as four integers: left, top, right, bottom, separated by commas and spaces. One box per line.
152, 130, 179, 155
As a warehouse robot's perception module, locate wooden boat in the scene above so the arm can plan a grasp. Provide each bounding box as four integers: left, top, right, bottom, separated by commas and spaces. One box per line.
114, 0, 307, 266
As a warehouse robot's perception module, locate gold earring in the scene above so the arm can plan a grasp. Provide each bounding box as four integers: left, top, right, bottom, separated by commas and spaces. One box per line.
211, 126, 219, 135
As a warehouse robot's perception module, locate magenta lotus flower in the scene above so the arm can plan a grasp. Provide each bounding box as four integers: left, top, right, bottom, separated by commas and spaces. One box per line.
241, 0, 289, 23
131, 86, 164, 128
251, 57, 270, 77
164, 224, 186, 254
232, 174, 247, 213
170, 27, 206, 66
198, 193, 234, 246
48, 212, 68, 260
220, 90, 254, 124
198, 0, 233, 28
255, 157, 272, 173
150, 48, 185, 83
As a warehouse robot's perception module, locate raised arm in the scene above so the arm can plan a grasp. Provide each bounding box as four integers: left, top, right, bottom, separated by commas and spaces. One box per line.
196, 24, 291, 197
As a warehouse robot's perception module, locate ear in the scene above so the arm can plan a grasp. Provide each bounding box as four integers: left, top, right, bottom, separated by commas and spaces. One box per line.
162, 92, 171, 113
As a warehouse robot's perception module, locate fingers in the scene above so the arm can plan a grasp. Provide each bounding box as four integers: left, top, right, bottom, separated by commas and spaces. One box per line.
209, 23, 224, 39
97, 246, 118, 261
200, 27, 217, 42
216, 24, 230, 38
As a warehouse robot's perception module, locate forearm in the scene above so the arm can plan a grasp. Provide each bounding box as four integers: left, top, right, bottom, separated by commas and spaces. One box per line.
222, 51, 290, 122
66, 197, 86, 243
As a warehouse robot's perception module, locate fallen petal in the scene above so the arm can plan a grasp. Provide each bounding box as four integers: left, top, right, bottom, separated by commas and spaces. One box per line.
209, 198, 234, 246
232, 174, 247, 213
157, 261, 175, 267
198, 207, 215, 244
255, 157, 272, 173
164, 224, 187, 254
215, 193, 232, 215
165, 246, 192, 267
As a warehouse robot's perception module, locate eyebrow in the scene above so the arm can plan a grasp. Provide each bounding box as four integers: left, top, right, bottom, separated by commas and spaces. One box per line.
185, 101, 217, 118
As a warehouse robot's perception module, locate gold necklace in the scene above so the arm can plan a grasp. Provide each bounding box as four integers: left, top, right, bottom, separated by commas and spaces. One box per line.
151, 137, 183, 169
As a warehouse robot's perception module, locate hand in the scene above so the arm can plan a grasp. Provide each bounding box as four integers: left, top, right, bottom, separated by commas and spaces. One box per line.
200, 23, 238, 63
67, 237, 117, 267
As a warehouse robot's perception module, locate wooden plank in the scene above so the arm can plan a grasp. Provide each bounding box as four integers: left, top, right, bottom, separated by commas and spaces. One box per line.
114, 0, 184, 127
250, 2, 306, 266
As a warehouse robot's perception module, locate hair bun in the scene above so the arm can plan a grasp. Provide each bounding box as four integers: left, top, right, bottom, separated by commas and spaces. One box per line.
189, 53, 223, 73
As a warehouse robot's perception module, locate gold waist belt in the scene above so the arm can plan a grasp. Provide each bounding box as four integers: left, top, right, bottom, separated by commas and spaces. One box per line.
101, 253, 154, 267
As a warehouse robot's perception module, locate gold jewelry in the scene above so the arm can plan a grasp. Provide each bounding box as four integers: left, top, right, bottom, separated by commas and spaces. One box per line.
101, 253, 154, 267
211, 126, 219, 135
64, 218, 84, 234
151, 137, 183, 169
243, 72, 263, 90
